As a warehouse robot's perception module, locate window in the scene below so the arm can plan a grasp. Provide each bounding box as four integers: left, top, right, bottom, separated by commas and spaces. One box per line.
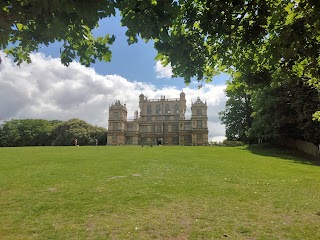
127, 124, 133, 131
197, 120, 203, 128
197, 134, 202, 141
165, 104, 170, 114
172, 136, 179, 144
156, 125, 162, 132
113, 112, 119, 118
172, 124, 179, 132
184, 135, 192, 142
147, 105, 152, 114
196, 109, 202, 115
185, 122, 191, 130
141, 137, 147, 144
113, 122, 118, 130
141, 126, 147, 132
156, 104, 161, 114
126, 136, 133, 144
174, 104, 179, 113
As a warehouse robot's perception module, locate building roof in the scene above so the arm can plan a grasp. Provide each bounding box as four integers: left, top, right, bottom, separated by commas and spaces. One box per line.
192, 97, 206, 106
110, 100, 126, 109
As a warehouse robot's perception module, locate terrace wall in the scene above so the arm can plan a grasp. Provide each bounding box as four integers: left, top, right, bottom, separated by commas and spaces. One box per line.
277, 137, 320, 159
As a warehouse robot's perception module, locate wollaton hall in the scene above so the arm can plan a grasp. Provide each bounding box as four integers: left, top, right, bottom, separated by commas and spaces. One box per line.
107, 92, 208, 145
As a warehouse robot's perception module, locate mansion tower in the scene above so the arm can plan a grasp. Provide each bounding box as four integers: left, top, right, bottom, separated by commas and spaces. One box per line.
107, 92, 208, 145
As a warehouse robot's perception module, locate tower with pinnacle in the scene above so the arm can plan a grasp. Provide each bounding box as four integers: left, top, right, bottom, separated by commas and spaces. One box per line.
191, 97, 209, 145
107, 100, 127, 145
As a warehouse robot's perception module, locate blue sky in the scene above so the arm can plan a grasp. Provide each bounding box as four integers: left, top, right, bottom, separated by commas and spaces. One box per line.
0, 14, 229, 142
39, 14, 229, 89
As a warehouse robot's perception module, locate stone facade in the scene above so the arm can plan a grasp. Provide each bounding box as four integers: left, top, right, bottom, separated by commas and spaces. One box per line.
107, 92, 208, 145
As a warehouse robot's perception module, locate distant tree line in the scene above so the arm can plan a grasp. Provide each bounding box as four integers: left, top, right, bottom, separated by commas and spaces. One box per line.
0, 118, 107, 147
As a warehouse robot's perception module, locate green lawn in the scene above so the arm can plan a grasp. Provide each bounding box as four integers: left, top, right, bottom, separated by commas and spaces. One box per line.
0, 145, 319, 239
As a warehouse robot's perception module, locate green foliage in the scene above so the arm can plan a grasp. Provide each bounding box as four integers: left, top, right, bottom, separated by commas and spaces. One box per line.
0, 119, 61, 146
221, 74, 320, 145
1, 0, 116, 66
0, 0, 179, 67
0, 118, 106, 147
1, 0, 319, 98
221, 140, 245, 147
219, 78, 253, 143
2, 1, 319, 88
249, 80, 320, 144
51, 118, 106, 146
0, 120, 20, 147
313, 111, 320, 121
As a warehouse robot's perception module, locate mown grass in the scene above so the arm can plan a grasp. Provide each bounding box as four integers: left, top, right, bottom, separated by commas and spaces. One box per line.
0, 145, 319, 239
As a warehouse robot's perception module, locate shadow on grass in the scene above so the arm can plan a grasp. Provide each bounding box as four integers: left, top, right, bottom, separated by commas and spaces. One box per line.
246, 144, 320, 167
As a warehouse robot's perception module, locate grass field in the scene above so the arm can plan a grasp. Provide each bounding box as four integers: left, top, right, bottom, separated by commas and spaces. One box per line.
0, 145, 319, 239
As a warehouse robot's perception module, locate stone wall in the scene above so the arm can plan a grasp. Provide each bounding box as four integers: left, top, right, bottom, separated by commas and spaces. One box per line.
277, 137, 320, 159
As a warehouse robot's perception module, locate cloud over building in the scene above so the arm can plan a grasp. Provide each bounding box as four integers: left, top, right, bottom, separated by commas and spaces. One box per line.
0, 52, 226, 142
154, 61, 173, 78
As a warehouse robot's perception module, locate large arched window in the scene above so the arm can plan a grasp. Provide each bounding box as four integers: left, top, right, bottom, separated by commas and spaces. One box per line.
147, 105, 152, 114
174, 104, 179, 113
156, 104, 161, 114
165, 104, 170, 114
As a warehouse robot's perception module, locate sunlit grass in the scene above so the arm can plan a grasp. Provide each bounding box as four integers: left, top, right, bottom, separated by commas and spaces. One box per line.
0, 145, 319, 239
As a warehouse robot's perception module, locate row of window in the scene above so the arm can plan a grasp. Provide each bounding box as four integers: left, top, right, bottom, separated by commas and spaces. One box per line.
110, 108, 204, 120
140, 124, 180, 133
111, 121, 205, 131
111, 108, 204, 120
147, 104, 180, 114
142, 116, 180, 121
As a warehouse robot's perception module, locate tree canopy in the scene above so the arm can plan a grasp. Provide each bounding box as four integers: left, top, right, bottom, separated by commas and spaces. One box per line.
0, 118, 107, 146
1, 1, 319, 86
219, 78, 253, 143
220, 75, 320, 145
1, 0, 319, 144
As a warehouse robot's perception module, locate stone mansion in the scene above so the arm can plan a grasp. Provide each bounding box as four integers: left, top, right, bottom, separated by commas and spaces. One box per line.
107, 92, 208, 145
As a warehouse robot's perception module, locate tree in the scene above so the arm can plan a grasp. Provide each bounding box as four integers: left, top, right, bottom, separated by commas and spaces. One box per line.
2, 1, 319, 86
219, 78, 253, 143
0, 0, 118, 66
51, 118, 106, 146
0, 0, 177, 66
249, 79, 320, 145
220, 71, 320, 145
0, 120, 20, 147
0, 119, 61, 146
0, 118, 106, 147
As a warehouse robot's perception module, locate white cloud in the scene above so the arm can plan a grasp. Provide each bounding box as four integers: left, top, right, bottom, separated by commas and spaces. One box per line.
0, 52, 227, 140
154, 61, 173, 78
